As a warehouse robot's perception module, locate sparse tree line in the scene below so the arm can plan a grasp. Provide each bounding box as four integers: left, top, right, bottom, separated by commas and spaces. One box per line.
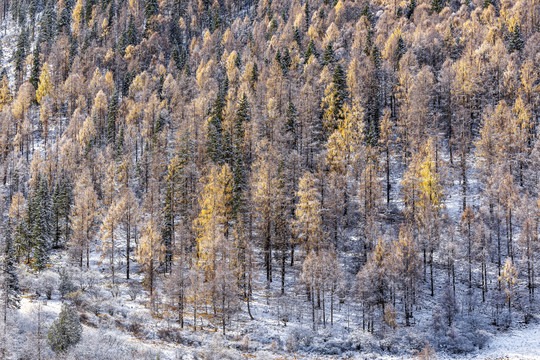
0, 0, 536, 355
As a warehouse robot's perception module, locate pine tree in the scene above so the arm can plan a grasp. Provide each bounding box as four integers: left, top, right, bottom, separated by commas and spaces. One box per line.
1, 227, 20, 325
406, 0, 416, 19
58, 268, 75, 299
29, 43, 41, 89
231, 94, 249, 214
28, 178, 52, 272
145, 0, 159, 19
14, 27, 29, 84
322, 42, 335, 66
51, 176, 73, 249
305, 39, 318, 63
47, 303, 82, 353
38, 0, 57, 44
321, 63, 348, 135
508, 18, 524, 53
286, 100, 298, 150
430, 0, 443, 13
206, 94, 226, 164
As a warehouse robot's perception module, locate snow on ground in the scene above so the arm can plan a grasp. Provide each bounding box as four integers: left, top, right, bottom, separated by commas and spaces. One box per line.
460, 323, 540, 360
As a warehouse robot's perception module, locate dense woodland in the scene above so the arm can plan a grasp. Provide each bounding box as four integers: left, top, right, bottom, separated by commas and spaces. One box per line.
0, 0, 539, 357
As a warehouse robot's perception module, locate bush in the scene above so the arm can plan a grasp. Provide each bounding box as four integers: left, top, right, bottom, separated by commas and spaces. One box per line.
285, 327, 313, 352
38, 271, 60, 300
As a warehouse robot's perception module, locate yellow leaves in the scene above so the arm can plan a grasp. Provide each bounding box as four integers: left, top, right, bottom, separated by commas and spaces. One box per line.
520, 60, 540, 99
222, 28, 233, 50
196, 59, 216, 92
0, 74, 12, 111
129, 71, 150, 100
325, 103, 364, 174
12, 82, 35, 121
137, 218, 165, 266
104, 48, 115, 63
36, 63, 53, 104
401, 137, 444, 224
419, 138, 444, 211
9, 192, 26, 221
71, 0, 84, 37
194, 164, 234, 270
78, 117, 96, 149
104, 71, 115, 94
293, 171, 324, 253
324, 22, 340, 45
500, 258, 517, 303
383, 27, 402, 66
507, 15, 520, 34
226, 51, 240, 86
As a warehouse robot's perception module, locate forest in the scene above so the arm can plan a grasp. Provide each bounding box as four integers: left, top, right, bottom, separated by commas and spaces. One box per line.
0, 0, 538, 358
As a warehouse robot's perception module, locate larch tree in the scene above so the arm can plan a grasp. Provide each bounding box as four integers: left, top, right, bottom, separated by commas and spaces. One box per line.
137, 218, 164, 299
252, 140, 279, 283
117, 188, 139, 280
100, 199, 122, 287
293, 171, 325, 256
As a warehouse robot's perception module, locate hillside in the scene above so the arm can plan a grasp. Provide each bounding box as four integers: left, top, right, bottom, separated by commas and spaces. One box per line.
0, 0, 539, 358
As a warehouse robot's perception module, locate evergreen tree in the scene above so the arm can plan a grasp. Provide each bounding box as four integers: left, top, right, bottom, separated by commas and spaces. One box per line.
206, 94, 225, 164
304, 0, 310, 31
305, 39, 318, 63
14, 27, 29, 83
28, 178, 52, 271
508, 19, 524, 53
51, 176, 73, 249
29, 43, 41, 90
406, 0, 416, 19
58, 268, 75, 299
145, 0, 159, 19
39, 0, 57, 44
232, 94, 249, 214
47, 304, 82, 353
250, 62, 258, 90
1, 226, 20, 324
430, 0, 443, 13
286, 101, 298, 150
162, 153, 187, 272
321, 63, 348, 135
322, 42, 335, 65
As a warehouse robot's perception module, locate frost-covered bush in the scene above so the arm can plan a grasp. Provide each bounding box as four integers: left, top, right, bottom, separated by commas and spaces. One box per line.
471, 329, 490, 349
38, 271, 60, 299
67, 330, 158, 360
72, 269, 100, 292
127, 281, 142, 301
443, 325, 474, 353
199, 334, 241, 360
346, 330, 379, 352
285, 327, 313, 352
